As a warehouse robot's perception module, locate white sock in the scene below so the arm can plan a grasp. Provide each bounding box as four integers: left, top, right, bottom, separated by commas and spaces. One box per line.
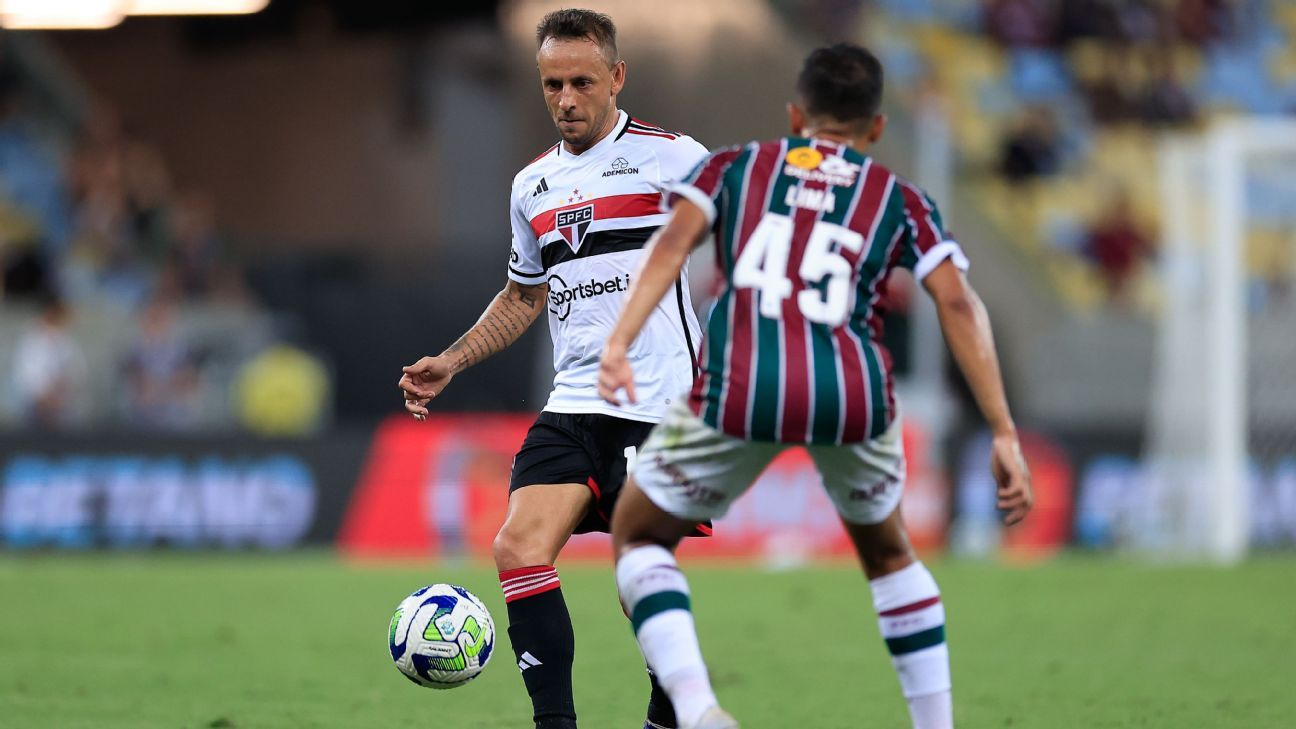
869, 561, 953, 729
907, 689, 954, 729
616, 545, 717, 727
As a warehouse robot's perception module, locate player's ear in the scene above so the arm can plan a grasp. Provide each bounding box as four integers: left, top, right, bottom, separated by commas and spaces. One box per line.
787, 103, 805, 136
610, 60, 626, 96
866, 113, 887, 144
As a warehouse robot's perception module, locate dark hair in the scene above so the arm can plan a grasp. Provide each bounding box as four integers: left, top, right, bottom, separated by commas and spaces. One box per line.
796, 43, 884, 125
535, 8, 618, 65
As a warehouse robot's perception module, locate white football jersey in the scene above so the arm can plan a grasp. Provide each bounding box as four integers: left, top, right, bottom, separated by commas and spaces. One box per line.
508, 110, 708, 422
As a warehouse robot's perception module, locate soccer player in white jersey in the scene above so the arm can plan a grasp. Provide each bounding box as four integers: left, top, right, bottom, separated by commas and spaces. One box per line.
398, 9, 708, 729
597, 44, 1034, 729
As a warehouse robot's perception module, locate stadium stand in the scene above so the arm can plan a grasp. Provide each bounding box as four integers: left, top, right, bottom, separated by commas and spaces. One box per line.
868, 0, 1296, 314
0, 35, 304, 432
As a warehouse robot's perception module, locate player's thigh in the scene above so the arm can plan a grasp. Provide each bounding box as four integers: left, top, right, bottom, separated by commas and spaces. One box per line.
632, 402, 783, 523
809, 418, 913, 576
609, 476, 700, 556
809, 416, 906, 527
499, 413, 598, 568
495, 481, 593, 569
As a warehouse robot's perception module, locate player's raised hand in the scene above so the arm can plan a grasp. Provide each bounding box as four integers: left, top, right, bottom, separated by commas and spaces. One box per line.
398, 356, 455, 421
990, 433, 1033, 526
597, 341, 636, 406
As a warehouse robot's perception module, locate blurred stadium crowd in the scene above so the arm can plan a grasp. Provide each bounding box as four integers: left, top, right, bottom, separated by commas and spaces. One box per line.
0, 36, 323, 434
862, 0, 1295, 311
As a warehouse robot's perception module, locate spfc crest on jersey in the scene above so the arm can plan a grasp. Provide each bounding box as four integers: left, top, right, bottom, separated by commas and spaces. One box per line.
555, 203, 594, 253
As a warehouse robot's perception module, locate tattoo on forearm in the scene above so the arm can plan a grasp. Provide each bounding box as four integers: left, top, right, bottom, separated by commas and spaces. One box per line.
440, 290, 543, 373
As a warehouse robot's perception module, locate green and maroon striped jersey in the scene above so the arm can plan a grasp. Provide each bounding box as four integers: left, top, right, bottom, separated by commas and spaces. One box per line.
664, 137, 968, 444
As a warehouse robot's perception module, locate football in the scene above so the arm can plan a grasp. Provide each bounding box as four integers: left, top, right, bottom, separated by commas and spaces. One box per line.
388, 584, 495, 689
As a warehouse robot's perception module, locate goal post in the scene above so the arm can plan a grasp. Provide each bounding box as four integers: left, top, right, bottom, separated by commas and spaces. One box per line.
1146, 117, 1296, 563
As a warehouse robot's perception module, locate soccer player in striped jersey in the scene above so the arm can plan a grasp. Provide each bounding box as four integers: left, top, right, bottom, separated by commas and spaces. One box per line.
597, 44, 1034, 729
398, 9, 707, 729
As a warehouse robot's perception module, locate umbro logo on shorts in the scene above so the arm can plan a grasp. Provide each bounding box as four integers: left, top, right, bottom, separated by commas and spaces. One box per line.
849, 477, 898, 501
656, 454, 725, 504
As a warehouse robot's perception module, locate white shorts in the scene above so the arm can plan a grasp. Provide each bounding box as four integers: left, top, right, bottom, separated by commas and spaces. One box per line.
632, 401, 906, 525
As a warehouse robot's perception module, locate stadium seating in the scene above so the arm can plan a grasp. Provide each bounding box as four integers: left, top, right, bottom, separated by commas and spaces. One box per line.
0, 36, 293, 431
871, 0, 1296, 314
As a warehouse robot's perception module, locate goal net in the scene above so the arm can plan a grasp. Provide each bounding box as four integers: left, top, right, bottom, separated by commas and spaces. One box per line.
1143, 117, 1296, 562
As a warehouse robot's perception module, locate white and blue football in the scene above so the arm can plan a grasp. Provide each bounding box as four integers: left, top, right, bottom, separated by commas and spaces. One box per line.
388, 584, 495, 689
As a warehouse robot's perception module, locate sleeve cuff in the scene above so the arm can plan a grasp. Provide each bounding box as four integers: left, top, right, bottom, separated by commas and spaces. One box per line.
913, 240, 970, 282
661, 182, 717, 226
508, 267, 546, 285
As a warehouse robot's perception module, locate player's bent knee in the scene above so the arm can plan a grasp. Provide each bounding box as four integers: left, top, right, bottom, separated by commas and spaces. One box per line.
843, 512, 917, 578
857, 539, 915, 577
492, 525, 558, 571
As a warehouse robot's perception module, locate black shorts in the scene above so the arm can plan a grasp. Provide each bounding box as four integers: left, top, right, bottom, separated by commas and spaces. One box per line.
509, 411, 711, 536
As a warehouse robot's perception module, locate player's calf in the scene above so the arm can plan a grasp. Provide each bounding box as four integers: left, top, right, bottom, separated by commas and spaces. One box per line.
498, 560, 577, 728
613, 480, 728, 727
845, 515, 953, 729
616, 542, 719, 729
493, 485, 592, 728
870, 560, 952, 729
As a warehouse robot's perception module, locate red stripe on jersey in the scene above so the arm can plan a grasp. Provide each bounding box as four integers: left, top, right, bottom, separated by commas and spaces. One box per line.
677, 152, 745, 417
722, 288, 756, 436
850, 165, 896, 260
629, 117, 679, 137
866, 224, 907, 342
779, 141, 840, 442
721, 141, 781, 436
778, 297, 809, 442
529, 142, 559, 165
836, 163, 893, 440
899, 181, 941, 255
626, 128, 677, 140
685, 147, 744, 201
528, 192, 663, 239
870, 225, 908, 421
834, 326, 870, 443
777, 198, 823, 442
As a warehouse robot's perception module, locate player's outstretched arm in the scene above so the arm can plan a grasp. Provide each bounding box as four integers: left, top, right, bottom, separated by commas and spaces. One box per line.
399, 279, 547, 419
598, 199, 710, 406
923, 260, 1034, 525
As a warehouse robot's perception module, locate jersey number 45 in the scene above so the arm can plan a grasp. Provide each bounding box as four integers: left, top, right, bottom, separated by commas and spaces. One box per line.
733, 214, 865, 327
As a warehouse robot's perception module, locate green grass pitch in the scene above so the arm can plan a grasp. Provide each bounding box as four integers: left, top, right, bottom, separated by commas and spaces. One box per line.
1, 554, 1292, 728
